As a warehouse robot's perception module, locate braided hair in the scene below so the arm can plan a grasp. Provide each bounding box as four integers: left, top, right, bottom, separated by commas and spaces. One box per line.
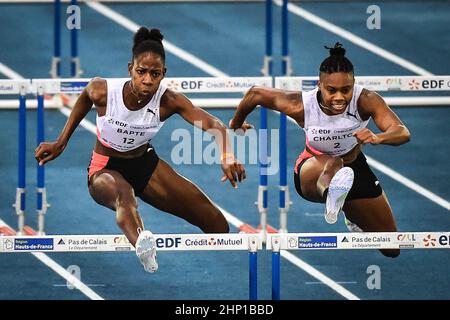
132, 27, 165, 63
319, 42, 354, 75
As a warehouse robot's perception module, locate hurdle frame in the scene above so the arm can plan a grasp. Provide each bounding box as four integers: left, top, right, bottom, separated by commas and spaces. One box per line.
268, 232, 450, 300
51, 0, 82, 78
255, 0, 274, 241
279, 0, 293, 234
0, 232, 262, 300
0, 80, 32, 234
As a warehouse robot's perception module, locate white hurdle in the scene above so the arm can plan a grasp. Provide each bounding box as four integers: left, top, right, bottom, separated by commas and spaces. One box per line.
267, 231, 450, 300
0, 232, 262, 300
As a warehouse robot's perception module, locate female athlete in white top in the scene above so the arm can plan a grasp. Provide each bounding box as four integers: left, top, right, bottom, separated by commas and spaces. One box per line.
35, 27, 246, 272
230, 43, 410, 258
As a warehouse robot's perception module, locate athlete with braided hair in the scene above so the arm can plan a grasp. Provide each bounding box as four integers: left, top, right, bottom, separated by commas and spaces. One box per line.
230, 42, 410, 258
35, 27, 246, 272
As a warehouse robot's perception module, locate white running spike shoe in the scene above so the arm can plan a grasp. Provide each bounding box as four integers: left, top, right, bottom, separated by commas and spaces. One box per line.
324, 167, 354, 224
135, 230, 158, 273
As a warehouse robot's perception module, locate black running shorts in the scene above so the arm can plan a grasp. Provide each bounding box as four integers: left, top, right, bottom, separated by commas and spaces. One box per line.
294, 152, 382, 202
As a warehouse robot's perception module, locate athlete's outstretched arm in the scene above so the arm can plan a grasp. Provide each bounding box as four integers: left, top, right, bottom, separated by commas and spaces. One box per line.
35, 78, 105, 165
354, 89, 410, 146
230, 86, 304, 130
164, 90, 246, 188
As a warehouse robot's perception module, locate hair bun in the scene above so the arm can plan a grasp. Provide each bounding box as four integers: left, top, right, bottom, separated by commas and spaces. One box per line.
324, 42, 346, 57
133, 27, 164, 46
148, 28, 164, 43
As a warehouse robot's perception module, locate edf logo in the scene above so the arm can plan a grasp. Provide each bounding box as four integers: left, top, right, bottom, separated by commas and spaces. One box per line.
438, 235, 450, 246
181, 80, 204, 90
156, 237, 181, 248
422, 80, 444, 89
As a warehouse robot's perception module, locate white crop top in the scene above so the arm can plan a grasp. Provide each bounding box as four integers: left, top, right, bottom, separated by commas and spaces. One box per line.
302, 84, 369, 156
95, 78, 167, 152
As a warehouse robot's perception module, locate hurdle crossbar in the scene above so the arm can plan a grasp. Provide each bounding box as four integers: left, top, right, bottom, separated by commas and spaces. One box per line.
0, 233, 262, 300
268, 232, 450, 300
0, 233, 262, 252
267, 232, 450, 251
274, 76, 450, 106
2, 76, 450, 109
29, 77, 272, 94
2, 76, 450, 95
275, 75, 450, 92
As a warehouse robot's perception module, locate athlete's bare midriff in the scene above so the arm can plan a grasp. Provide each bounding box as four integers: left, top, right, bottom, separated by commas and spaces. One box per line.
93, 139, 149, 159
340, 144, 362, 164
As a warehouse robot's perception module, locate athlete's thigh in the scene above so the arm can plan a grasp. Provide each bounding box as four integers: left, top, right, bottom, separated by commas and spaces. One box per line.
88, 169, 135, 210
343, 191, 397, 232
139, 159, 219, 220
299, 154, 335, 201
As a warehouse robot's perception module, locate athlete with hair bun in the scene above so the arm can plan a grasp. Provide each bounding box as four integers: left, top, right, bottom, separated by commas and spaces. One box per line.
230, 42, 410, 258
35, 27, 246, 272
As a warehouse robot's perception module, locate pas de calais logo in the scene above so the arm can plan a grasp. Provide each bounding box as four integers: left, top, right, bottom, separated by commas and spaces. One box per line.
423, 234, 436, 247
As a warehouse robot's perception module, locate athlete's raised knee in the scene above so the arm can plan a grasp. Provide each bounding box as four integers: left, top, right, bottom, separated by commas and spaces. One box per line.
322, 156, 344, 173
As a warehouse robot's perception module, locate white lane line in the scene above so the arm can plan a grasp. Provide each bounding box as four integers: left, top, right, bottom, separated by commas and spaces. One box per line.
84, 1, 228, 77
216, 204, 247, 227
273, 0, 434, 76
31, 252, 104, 300
0, 62, 24, 79
59, 106, 97, 133
281, 251, 360, 300
366, 156, 450, 211
306, 281, 357, 285
0, 219, 104, 300
304, 212, 324, 217
53, 284, 106, 288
